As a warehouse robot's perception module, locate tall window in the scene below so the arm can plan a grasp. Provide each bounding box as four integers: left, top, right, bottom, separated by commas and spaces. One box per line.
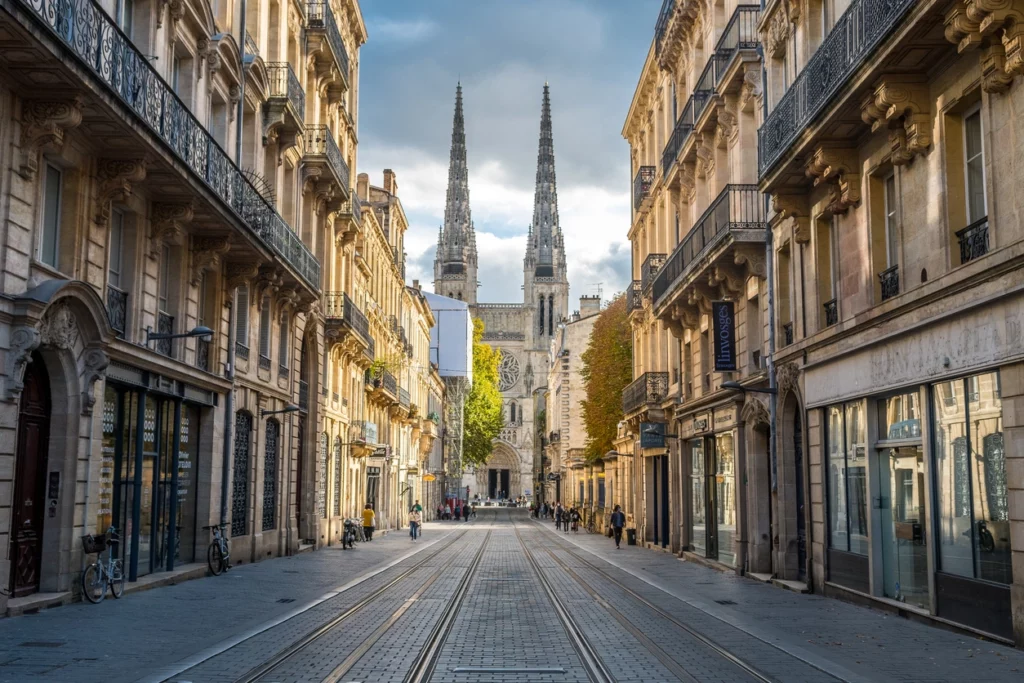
171, 55, 182, 95
116, 0, 133, 38
278, 313, 289, 369
259, 295, 272, 360
40, 163, 62, 268
197, 272, 209, 328
235, 286, 250, 350
884, 174, 899, 268
548, 295, 554, 336
108, 209, 124, 288
158, 245, 171, 313
674, 211, 680, 244
964, 107, 986, 223
538, 294, 545, 334
826, 402, 868, 555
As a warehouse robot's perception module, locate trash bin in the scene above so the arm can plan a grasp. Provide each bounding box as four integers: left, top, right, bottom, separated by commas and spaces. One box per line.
626, 528, 637, 546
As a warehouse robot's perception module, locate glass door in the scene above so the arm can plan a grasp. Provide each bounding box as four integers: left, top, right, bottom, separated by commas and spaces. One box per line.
877, 445, 928, 607
715, 433, 736, 567
689, 439, 706, 555
137, 395, 159, 577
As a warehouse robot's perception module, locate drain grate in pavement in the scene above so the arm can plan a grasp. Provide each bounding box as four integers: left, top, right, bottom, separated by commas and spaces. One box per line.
19, 642, 64, 648
276, 598, 296, 603
714, 599, 737, 605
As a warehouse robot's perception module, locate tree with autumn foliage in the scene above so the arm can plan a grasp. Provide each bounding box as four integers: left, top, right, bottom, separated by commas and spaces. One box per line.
463, 318, 504, 466
580, 295, 632, 462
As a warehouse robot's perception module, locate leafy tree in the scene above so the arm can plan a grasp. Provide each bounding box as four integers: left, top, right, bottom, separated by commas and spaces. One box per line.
463, 318, 504, 466
580, 295, 632, 462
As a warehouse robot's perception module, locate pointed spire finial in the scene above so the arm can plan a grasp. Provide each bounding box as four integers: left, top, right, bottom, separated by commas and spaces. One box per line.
529, 83, 559, 273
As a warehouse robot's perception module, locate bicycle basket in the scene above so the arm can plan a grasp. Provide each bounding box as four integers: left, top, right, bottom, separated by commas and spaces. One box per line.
81, 533, 108, 555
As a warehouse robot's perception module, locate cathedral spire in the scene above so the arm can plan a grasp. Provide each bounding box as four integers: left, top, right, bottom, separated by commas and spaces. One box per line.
530, 83, 559, 275
440, 82, 473, 265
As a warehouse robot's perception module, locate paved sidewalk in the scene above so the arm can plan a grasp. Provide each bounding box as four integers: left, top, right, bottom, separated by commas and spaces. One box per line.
532, 519, 1024, 683
0, 523, 456, 683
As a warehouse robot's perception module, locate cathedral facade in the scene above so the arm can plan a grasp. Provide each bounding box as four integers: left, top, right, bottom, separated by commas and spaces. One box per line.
434, 84, 569, 501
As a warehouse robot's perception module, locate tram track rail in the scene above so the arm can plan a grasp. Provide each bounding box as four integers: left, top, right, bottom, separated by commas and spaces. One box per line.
532, 520, 853, 683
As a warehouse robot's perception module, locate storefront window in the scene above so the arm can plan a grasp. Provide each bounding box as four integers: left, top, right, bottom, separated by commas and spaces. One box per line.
826, 402, 868, 554
715, 433, 736, 567
933, 372, 1011, 584
689, 439, 705, 555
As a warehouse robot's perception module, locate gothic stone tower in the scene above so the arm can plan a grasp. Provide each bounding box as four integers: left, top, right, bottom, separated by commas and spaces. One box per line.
433, 83, 478, 304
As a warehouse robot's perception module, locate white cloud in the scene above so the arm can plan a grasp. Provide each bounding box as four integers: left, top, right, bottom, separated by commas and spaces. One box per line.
369, 18, 438, 43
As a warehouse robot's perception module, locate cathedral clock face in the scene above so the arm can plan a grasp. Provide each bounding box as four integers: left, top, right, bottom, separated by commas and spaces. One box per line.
497, 351, 521, 392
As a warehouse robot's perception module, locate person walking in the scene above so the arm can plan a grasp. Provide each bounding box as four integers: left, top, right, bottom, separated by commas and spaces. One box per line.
464, 503, 472, 522
554, 505, 563, 531
454, 504, 462, 521
610, 505, 626, 550
411, 499, 422, 514
409, 509, 422, 541
570, 507, 580, 534
362, 504, 376, 541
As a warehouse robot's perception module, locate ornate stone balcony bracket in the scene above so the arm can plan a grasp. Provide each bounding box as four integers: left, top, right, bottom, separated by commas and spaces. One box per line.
190, 236, 232, 285
945, 1, 1024, 93
95, 158, 147, 224
858, 77, 932, 165
19, 97, 85, 180
254, 264, 284, 300
226, 261, 260, 291
805, 147, 861, 214
150, 202, 193, 256
739, 66, 762, 113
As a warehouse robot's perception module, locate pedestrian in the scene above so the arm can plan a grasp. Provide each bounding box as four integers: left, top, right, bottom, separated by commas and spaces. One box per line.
436, 504, 444, 520
409, 509, 421, 541
570, 507, 580, 533
411, 499, 422, 514
464, 503, 472, 522
362, 504, 376, 541
454, 504, 461, 521
554, 505, 563, 530
610, 504, 626, 549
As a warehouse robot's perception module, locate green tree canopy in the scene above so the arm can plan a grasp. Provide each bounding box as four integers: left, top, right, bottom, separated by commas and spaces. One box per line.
580, 295, 632, 462
463, 318, 504, 466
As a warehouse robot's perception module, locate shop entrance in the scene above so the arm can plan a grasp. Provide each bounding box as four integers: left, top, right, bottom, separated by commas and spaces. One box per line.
877, 445, 929, 608
488, 469, 509, 499
11, 354, 51, 597
688, 433, 737, 565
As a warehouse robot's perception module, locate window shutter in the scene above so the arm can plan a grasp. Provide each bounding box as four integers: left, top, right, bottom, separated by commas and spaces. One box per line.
235, 286, 249, 346
259, 296, 271, 358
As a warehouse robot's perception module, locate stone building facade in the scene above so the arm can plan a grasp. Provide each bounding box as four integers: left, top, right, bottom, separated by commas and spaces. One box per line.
758, 0, 1023, 645
433, 84, 570, 502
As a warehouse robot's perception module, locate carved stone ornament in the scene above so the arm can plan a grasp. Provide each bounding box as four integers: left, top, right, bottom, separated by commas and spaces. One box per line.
81, 348, 110, 414
776, 361, 800, 398
716, 107, 738, 148
226, 261, 260, 289
739, 67, 763, 113
734, 247, 767, 279
766, 9, 791, 59
39, 302, 79, 350
19, 97, 85, 179
695, 135, 715, 179
150, 202, 193, 255
741, 396, 770, 427
805, 147, 861, 214
254, 265, 284, 300
95, 158, 147, 224
710, 265, 744, 297
190, 236, 231, 285
771, 193, 806, 220
679, 162, 697, 203
982, 41, 1015, 93
5, 326, 41, 399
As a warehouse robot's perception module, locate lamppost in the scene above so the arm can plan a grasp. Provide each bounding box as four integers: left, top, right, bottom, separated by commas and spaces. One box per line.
261, 405, 300, 417
144, 325, 214, 347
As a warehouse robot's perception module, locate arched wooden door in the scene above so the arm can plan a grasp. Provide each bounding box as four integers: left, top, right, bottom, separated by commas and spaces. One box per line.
11, 355, 51, 596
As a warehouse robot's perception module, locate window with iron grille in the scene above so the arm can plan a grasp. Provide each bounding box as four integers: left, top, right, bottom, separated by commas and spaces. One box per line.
333, 437, 342, 517
263, 420, 279, 530
318, 433, 328, 519
232, 412, 252, 537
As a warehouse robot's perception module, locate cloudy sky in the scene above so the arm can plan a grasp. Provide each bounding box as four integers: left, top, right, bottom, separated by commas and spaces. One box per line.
357, 0, 660, 305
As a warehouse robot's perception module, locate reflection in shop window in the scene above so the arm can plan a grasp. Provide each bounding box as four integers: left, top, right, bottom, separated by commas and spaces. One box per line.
826, 402, 868, 554
932, 372, 1011, 585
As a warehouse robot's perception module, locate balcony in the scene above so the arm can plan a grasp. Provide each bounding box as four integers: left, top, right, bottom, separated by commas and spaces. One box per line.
823, 299, 838, 327
622, 372, 669, 417
661, 77, 712, 177
879, 265, 900, 301
640, 253, 666, 294
265, 62, 305, 144
306, 0, 350, 93
626, 280, 642, 315
712, 5, 760, 88
758, 0, 917, 178
399, 387, 410, 408
106, 285, 127, 339
652, 185, 765, 309
654, 0, 675, 56
236, 343, 250, 360
323, 292, 372, 359
336, 198, 362, 245
368, 368, 398, 405
956, 217, 989, 264
633, 166, 654, 214
304, 125, 350, 208
259, 355, 272, 371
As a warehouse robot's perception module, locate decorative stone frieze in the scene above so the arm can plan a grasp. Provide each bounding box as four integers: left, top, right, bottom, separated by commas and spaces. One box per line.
19, 97, 85, 179
95, 158, 148, 224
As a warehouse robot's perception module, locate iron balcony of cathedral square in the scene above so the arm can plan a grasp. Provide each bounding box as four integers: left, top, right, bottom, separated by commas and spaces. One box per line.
323, 292, 373, 359
651, 185, 766, 334
302, 125, 350, 212
265, 61, 306, 145
306, 0, 350, 94
4, 0, 321, 293
622, 372, 669, 420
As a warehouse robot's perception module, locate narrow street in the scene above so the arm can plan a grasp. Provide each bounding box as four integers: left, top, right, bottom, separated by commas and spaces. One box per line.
0, 508, 1019, 683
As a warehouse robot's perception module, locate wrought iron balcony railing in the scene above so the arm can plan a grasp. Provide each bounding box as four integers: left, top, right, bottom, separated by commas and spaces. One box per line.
879, 265, 900, 301
106, 284, 127, 339
654, 0, 676, 55
306, 0, 350, 82
823, 298, 838, 327
652, 185, 764, 304
633, 166, 654, 212
16, 0, 321, 290
641, 253, 666, 294
236, 342, 250, 360
381, 370, 398, 398
712, 5, 760, 87
305, 125, 349, 190
155, 312, 174, 357
244, 31, 259, 58
661, 74, 712, 176
340, 197, 362, 226
196, 338, 210, 372
399, 387, 410, 408
278, 364, 289, 379
783, 322, 794, 346
266, 62, 305, 124
622, 372, 669, 415
323, 292, 371, 344
758, 0, 916, 177
956, 217, 989, 264
364, 336, 375, 361
626, 280, 642, 314
259, 355, 272, 371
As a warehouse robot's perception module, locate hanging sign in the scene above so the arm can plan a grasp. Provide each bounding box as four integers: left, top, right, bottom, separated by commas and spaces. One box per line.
713, 301, 737, 371
423, 474, 437, 482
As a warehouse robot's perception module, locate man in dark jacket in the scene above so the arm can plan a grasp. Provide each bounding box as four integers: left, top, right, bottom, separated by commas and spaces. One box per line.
554, 505, 563, 530
610, 505, 626, 549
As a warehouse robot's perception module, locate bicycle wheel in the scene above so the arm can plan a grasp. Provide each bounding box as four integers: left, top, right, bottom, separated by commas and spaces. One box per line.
109, 561, 126, 599
81, 563, 106, 604
208, 541, 225, 575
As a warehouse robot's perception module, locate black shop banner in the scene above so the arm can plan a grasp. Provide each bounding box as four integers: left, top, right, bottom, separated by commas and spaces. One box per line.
712, 301, 736, 372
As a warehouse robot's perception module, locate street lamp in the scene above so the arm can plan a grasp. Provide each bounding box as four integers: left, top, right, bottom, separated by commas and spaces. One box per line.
720, 380, 777, 395
145, 325, 213, 347
261, 405, 300, 417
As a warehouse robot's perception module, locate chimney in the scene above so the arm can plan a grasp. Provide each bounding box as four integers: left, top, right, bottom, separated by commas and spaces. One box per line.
579, 295, 601, 318
357, 173, 369, 201
383, 169, 398, 196
413, 279, 420, 290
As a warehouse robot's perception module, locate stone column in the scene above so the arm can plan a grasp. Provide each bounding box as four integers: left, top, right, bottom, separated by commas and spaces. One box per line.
1001, 362, 1024, 647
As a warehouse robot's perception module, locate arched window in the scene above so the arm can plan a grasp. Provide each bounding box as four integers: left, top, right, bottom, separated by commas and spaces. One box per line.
509, 401, 517, 424
548, 294, 554, 336
263, 419, 279, 530
231, 411, 253, 537
539, 294, 545, 334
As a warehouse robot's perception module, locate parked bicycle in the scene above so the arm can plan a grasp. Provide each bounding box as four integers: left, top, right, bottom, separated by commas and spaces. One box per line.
585, 514, 597, 534
204, 523, 230, 575
81, 527, 125, 604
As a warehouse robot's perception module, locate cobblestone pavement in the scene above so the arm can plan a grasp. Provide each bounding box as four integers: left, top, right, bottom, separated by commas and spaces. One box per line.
0, 510, 1021, 683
